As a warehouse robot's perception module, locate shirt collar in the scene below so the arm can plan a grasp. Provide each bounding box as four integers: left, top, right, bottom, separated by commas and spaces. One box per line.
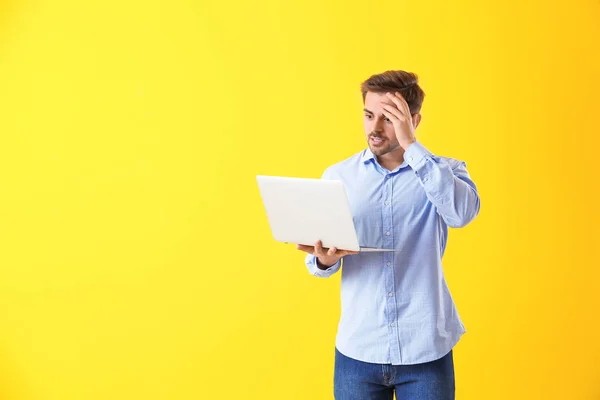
361, 147, 375, 163
361, 147, 410, 170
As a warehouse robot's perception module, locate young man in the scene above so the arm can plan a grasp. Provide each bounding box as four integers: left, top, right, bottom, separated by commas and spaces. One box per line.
297, 70, 481, 400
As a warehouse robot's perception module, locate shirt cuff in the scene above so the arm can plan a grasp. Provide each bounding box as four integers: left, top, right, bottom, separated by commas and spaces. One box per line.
404, 141, 433, 169
309, 255, 341, 276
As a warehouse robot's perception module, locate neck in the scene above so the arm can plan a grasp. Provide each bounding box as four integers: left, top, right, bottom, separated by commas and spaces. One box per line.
376, 146, 405, 171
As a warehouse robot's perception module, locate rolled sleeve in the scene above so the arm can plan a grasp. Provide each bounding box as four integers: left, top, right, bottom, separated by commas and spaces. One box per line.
305, 253, 342, 278
403, 141, 481, 228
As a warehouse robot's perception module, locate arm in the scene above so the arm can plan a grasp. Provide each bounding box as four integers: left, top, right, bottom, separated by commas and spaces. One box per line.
404, 141, 481, 228
300, 167, 355, 278
305, 253, 343, 278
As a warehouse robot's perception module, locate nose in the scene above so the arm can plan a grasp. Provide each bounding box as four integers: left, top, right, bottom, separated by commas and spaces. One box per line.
372, 116, 385, 132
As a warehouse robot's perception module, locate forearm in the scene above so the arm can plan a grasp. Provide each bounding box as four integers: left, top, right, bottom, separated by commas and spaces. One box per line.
404, 141, 481, 228
305, 253, 342, 277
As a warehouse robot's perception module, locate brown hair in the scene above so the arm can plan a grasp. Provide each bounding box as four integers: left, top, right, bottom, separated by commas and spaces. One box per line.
360, 70, 425, 115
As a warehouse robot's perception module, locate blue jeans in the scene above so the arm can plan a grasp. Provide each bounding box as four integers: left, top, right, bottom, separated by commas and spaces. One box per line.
333, 347, 455, 400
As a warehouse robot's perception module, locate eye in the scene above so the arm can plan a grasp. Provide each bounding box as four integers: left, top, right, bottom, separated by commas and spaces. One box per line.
384, 117, 391, 122
365, 114, 373, 119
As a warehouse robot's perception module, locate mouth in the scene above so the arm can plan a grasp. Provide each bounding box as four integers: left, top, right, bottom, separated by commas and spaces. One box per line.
370, 137, 385, 145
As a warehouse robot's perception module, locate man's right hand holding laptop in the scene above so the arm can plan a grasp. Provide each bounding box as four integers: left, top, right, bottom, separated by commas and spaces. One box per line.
296, 240, 359, 270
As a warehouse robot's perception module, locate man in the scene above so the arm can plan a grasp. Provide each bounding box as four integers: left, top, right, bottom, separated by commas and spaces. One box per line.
297, 70, 480, 400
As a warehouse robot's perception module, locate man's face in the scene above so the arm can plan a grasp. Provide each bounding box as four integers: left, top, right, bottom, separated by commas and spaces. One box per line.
363, 91, 417, 156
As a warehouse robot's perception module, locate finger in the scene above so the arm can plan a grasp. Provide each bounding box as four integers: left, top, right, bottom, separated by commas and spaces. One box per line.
381, 104, 405, 121
314, 240, 324, 256
382, 108, 405, 123
385, 92, 410, 118
387, 92, 411, 117
296, 244, 314, 253
381, 99, 407, 120
327, 247, 337, 256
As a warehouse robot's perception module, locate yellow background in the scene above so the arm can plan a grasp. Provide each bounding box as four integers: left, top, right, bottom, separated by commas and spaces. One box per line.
0, 0, 598, 398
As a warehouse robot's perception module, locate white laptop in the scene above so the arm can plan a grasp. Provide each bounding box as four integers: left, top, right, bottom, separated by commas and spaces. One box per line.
256, 175, 396, 252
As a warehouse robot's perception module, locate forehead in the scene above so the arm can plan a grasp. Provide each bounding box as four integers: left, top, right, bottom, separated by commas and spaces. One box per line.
364, 91, 390, 112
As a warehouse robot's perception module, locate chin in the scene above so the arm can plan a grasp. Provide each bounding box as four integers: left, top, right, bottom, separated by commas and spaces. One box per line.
370, 146, 389, 156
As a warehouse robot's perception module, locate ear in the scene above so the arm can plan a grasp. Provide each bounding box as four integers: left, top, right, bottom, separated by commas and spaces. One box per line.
412, 113, 422, 129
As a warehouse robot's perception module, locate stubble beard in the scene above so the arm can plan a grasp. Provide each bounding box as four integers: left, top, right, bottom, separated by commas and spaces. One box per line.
368, 139, 401, 156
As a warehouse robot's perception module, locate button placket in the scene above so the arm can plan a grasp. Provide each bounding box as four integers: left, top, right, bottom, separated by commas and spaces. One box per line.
382, 172, 399, 362
383, 173, 393, 247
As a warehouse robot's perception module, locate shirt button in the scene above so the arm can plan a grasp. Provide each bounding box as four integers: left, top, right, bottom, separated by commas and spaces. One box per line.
384, 201, 390, 206
424, 177, 428, 182
385, 175, 390, 179
408, 156, 413, 161
386, 262, 391, 266
388, 292, 393, 297
385, 231, 390, 236
390, 322, 395, 327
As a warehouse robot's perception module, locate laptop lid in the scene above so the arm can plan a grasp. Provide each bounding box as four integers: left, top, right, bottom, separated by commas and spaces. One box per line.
256, 175, 363, 252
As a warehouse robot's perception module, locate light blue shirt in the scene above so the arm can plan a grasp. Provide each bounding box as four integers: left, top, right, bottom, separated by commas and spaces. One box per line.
304, 141, 481, 365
